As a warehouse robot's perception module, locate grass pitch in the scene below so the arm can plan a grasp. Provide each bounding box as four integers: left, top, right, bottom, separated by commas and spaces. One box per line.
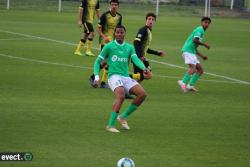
0, 7, 250, 167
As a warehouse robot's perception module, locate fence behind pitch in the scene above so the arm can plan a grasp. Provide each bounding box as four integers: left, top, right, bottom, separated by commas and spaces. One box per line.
0, 0, 249, 17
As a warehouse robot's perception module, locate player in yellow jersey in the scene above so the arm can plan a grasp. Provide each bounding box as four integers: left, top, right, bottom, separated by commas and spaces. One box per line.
74, 0, 100, 56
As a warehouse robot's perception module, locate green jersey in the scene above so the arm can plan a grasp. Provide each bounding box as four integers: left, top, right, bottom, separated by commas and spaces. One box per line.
182, 26, 205, 54
94, 40, 145, 78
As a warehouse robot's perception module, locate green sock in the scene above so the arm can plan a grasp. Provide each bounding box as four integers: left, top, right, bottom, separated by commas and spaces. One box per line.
120, 104, 138, 119
189, 73, 200, 86
108, 112, 118, 127
182, 72, 191, 84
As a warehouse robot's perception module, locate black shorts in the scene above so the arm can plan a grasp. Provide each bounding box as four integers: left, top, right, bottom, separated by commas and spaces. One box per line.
83, 22, 94, 34
133, 59, 151, 74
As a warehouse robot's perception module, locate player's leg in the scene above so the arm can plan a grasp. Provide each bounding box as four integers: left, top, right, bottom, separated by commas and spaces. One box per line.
100, 65, 109, 88
106, 86, 125, 133
130, 63, 143, 81
187, 63, 203, 91
178, 64, 196, 93
183, 64, 196, 84
127, 64, 142, 99
178, 52, 197, 92
74, 31, 88, 56
129, 84, 147, 106
117, 78, 147, 129
112, 87, 125, 112
130, 60, 152, 82
182, 53, 198, 84
85, 23, 95, 56
106, 75, 125, 132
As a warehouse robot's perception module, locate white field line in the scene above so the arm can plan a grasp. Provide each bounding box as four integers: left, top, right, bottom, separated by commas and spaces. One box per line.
154, 74, 240, 84
0, 29, 76, 46
1, 29, 250, 85
0, 53, 246, 85
0, 53, 92, 70
0, 38, 33, 41
148, 59, 250, 85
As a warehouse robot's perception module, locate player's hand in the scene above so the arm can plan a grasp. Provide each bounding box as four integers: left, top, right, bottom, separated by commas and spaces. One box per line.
93, 75, 100, 88
78, 20, 83, 27
159, 51, 166, 57
202, 56, 208, 60
143, 69, 152, 80
204, 43, 210, 50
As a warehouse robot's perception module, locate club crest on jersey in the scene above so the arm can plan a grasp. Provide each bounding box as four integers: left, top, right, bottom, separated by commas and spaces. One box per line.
111, 55, 128, 62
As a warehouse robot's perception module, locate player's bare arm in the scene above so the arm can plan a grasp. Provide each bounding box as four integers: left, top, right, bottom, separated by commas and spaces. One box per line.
78, 8, 83, 27
193, 37, 210, 49
96, 26, 110, 43
197, 50, 208, 60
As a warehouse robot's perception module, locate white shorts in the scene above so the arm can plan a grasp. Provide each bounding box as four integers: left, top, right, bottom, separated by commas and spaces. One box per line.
182, 52, 200, 65
108, 74, 138, 94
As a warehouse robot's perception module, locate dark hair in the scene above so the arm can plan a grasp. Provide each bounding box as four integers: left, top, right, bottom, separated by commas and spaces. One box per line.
201, 17, 211, 23
146, 12, 157, 21
109, 0, 119, 5
115, 25, 126, 32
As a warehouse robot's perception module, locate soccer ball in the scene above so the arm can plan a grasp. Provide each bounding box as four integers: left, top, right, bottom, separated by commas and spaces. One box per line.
117, 157, 135, 167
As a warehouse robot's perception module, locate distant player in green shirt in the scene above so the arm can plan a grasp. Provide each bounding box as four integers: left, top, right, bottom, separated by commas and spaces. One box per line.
178, 17, 211, 93
74, 0, 100, 57
93, 25, 150, 133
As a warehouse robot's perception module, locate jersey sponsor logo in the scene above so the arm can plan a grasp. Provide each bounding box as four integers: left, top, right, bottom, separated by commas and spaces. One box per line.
111, 55, 128, 62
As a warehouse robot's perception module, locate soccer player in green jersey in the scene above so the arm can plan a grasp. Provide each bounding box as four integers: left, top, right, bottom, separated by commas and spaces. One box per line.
74, 0, 100, 57
132, 12, 166, 82
89, 0, 122, 88
178, 17, 211, 93
93, 25, 150, 133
